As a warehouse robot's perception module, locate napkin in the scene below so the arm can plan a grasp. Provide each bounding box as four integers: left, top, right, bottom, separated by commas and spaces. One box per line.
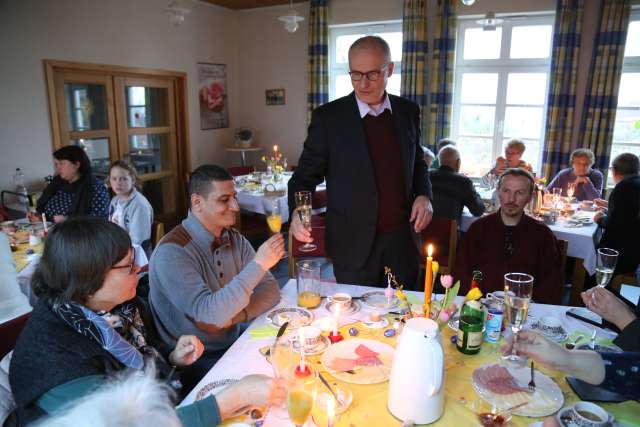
567, 331, 614, 348
405, 293, 422, 306
248, 325, 277, 340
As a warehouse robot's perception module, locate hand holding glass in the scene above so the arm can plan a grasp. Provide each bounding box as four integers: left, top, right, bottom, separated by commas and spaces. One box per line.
595, 248, 618, 288
265, 199, 282, 234
294, 191, 316, 252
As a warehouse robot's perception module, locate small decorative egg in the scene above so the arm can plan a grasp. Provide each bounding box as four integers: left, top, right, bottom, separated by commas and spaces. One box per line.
348, 327, 358, 336
450, 335, 457, 344
25, 248, 34, 255
383, 328, 396, 337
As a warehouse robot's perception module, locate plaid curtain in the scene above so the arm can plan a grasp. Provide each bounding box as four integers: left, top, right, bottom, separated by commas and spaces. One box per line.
307, 0, 329, 124
427, 0, 457, 151
401, 0, 428, 144
579, 0, 631, 174
540, 0, 584, 181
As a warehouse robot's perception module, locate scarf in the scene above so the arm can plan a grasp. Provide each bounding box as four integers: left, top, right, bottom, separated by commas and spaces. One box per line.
37, 174, 93, 217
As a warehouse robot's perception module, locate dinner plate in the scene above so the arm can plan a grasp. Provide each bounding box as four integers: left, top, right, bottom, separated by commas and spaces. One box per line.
472, 364, 564, 417
266, 307, 313, 328
530, 320, 568, 343
321, 338, 394, 385
360, 291, 399, 310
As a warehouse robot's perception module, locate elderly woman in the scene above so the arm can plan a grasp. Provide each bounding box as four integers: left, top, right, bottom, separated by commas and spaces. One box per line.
9, 217, 280, 426
33, 146, 109, 223
486, 139, 533, 176
547, 148, 603, 201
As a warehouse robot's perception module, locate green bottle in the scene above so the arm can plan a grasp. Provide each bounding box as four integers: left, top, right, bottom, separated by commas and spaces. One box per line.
456, 301, 484, 355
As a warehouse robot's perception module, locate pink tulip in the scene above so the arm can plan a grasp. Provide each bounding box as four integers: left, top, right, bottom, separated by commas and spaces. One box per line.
438, 310, 451, 322
440, 275, 454, 289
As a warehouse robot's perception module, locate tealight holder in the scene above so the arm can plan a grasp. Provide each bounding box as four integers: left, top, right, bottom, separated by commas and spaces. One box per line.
328, 331, 344, 343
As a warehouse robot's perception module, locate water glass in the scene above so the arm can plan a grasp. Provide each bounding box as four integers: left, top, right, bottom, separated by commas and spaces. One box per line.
502, 273, 534, 365
595, 248, 618, 288
297, 260, 321, 309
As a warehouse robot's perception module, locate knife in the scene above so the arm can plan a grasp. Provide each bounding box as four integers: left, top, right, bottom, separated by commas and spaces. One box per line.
566, 310, 603, 329
265, 321, 289, 358
318, 372, 344, 405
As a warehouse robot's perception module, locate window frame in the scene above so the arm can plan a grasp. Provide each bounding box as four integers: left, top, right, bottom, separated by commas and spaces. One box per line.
451, 14, 555, 177
328, 21, 403, 102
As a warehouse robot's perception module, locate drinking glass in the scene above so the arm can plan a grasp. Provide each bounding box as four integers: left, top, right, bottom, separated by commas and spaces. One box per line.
502, 273, 534, 365
294, 191, 316, 252
595, 248, 618, 288
285, 365, 318, 427
265, 198, 282, 234
552, 188, 562, 210
296, 260, 321, 309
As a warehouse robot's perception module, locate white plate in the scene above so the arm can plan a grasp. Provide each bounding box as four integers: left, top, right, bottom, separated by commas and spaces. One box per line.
472, 364, 564, 417
360, 291, 399, 310
530, 320, 569, 343
321, 338, 394, 385
266, 307, 313, 328
195, 378, 238, 401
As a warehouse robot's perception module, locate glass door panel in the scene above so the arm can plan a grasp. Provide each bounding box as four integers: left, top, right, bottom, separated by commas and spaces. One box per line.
127, 133, 172, 175
126, 86, 169, 128
64, 83, 108, 131
70, 137, 111, 179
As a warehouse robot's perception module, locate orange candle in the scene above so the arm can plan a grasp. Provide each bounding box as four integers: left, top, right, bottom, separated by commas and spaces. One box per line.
424, 244, 434, 313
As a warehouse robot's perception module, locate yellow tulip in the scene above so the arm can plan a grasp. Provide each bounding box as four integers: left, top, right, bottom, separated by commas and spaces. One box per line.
465, 287, 483, 301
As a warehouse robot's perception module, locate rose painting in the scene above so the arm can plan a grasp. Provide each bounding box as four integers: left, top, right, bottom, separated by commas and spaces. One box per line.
198, 63, 229, 129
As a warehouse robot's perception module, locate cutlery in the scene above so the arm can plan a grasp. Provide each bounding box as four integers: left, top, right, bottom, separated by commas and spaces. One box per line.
564, 336, 584, 350
566, 310, 604, 328
589, 329, 597, 350
264, 321, 289, 357
318, 372, 345, 405
321, 296, 363, 300
528, 361, 536, 391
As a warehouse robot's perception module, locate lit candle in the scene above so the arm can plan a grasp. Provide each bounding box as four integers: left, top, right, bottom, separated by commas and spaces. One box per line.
332, 304, 340, 336
327, 396, 335, 427
273, 145, 278, 154
298, 327, 306, 372
424, 244, 434, 314
41, 213, 48, 234
567, 184, 575, 199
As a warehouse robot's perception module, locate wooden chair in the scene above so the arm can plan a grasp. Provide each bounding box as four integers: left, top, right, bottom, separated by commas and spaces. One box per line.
288, 215, 327, 278
610, 273, 639, 294
419, 217, 458, 276
0, 312, 31, 359
151, 220, 165, 249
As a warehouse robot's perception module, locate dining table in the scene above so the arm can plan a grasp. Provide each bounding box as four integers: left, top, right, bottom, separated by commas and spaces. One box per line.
180, 279, 640, 427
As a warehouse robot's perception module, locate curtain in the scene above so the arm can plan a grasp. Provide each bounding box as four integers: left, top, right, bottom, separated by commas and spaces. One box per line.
579, 0, 631, 174
426, 0, 457, 151
401, 0, 428, 144
307, 0, 329, 124
540, 0, 584, 181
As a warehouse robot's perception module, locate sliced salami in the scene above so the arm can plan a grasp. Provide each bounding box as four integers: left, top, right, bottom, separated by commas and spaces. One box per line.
472, 365, 531, 395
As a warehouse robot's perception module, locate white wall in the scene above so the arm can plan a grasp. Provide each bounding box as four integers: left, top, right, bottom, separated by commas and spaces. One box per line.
0, 0, 239, 191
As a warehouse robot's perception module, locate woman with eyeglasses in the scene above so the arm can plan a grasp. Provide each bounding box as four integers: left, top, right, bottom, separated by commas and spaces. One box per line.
9, 217, 281, 426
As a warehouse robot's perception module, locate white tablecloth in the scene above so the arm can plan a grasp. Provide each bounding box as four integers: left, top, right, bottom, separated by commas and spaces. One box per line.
181, 279, 616, 409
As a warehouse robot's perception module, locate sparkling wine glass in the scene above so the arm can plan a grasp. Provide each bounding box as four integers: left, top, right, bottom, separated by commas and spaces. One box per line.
502, 273, 534, 365
294, 191, 316, 253
595, 248, 618, 288
285, 364, 318, 427
265, 199, 282, 234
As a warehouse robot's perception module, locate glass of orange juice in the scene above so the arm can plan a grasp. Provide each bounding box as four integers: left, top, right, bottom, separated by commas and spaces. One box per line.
284, 364, 318, 426
296, 260, 321, 308
265, 199, 282, 234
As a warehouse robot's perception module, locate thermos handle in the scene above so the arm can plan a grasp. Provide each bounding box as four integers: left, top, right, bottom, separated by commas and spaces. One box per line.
426, 337, 444, 395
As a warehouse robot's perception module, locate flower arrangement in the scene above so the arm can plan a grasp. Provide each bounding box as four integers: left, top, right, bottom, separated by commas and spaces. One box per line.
235, 128, 254, 147
261, 145, 287, 178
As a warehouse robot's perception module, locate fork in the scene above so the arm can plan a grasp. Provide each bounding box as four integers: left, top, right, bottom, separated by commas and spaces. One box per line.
528, 361, 536, 392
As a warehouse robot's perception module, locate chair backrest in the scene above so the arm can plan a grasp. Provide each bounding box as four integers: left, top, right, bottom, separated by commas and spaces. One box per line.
0, 312, 31, 359
228, 166, 255, 177
419, 217, 457, 275
288, 215, 327, 277
558, 239, 569, 283
151, 220, 165, 249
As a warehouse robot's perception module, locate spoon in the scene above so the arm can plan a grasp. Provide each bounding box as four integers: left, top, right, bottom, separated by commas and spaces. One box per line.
589, 329, 597, 350
564, 336, 584, 350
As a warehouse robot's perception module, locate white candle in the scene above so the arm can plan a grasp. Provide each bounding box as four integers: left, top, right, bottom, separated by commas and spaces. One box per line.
273, 145, 278, 154
298, 327, 305, 372
327, 396, 335, 427
42, 213, 48, 233
332, 305, 340, 336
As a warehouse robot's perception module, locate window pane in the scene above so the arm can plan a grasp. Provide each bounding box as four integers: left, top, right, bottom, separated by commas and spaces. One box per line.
463, 27, 502, 60
376, 32, 403, 62
612, 109, 640, 143
459, 106, 495, 136
127, 133, 171, 174
504, 106, 544, 139
501, 138, 541, 172
126, 86, 168, 128
461, 73, 498, 104
458, 137, 494, 176
65, 83, 107, 131
336, 74, 353, 98
617, 74, 640, 107
70, 138, 110, 178
624, 21, 640, 57
336, 34, 364, 63
387, 73, 401, 96
510, 25, 552, 58
506, 73, 548, 105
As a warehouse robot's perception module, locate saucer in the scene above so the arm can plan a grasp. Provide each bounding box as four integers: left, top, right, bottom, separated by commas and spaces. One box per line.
291, 335, 330, 355
531, 319, 568, 342
361, 317, 389, 329
325, 300, 360, 315
361, 291, 399, 310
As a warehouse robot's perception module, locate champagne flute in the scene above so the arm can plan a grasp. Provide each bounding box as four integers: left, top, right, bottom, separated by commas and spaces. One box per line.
502, 273, 534, 365
285, 364, 318, 427
595, 248, 618, 288
294, 191, 316, 253
265, 198, 282, 234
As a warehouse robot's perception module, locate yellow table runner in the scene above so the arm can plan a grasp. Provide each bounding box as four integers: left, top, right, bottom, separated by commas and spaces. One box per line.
11, 241, 43, 273
287, 320, 639, 427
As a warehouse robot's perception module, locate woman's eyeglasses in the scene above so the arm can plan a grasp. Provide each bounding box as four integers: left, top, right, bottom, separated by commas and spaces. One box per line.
111, 247, 137, 274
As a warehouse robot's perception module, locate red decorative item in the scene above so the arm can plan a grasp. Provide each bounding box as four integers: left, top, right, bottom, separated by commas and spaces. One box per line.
329, 331, 344, 344
294, 363, 311, 377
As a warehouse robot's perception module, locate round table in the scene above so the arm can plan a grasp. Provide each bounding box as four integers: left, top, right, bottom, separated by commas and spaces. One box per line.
225, 146, 263, 166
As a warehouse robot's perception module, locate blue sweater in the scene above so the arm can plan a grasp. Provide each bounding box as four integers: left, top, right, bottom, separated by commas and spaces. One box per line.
547, 168, 603, 201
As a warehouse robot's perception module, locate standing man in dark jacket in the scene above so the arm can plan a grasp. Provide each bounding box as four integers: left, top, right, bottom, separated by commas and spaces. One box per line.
288, 36, 432, 288
429, 145, 485, 224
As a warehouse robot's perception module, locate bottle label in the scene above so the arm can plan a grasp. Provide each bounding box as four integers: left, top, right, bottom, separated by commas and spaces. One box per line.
466, 331, 482, 349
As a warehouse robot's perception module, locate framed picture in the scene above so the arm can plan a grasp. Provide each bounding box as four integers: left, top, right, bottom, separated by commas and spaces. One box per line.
265, 88, 285, 106
198, 62, 229, 130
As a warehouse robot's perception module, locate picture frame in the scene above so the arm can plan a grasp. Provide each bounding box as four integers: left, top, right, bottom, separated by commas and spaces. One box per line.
265, 88, 285, 106
198, 62, 229, 130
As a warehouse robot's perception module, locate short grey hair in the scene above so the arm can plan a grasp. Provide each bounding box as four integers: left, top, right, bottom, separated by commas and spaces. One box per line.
570, 148, 595, 166
506, 139, 526, 154
438, 145, 460, 167
612, 153, 640, 176
348, 36, 391, 63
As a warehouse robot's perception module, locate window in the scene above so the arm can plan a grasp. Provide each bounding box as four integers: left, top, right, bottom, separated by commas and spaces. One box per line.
451, 15, 554, 177
328, 21, 402, 101
610, 13, 640, 183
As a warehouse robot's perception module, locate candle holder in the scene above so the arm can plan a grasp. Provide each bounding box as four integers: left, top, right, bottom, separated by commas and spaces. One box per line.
328, 331, 344, 343
295, 362, 312, 377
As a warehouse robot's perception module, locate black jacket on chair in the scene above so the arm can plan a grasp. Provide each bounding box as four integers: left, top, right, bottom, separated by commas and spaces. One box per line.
288, 92, 431, 271
429, 165, 485, 224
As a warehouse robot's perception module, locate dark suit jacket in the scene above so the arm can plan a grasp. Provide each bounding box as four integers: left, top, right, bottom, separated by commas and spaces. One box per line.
597, 175, 640, 273
429, 165, 485, 224
288, 92, 431, 270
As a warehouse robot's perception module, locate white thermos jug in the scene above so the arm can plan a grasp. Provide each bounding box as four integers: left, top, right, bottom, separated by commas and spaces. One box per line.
387, 318, 445, 424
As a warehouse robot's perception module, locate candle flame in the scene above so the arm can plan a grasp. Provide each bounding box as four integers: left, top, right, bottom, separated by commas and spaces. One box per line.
273, 145, 278, 152
427, 244, 433, 257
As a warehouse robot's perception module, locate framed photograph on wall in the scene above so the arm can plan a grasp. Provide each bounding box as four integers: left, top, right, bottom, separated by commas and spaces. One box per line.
198, 62, 229, 130
265, 88, 285, 106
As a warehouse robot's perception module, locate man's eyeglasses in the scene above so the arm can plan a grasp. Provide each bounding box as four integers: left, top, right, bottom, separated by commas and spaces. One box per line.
111, 247, 137, 274
348, 64, 389, 82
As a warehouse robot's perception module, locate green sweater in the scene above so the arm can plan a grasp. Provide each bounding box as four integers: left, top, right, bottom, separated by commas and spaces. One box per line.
37, 375, 220, 426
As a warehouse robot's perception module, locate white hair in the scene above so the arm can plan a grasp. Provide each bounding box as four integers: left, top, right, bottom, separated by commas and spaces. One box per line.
35, 367, 181, 427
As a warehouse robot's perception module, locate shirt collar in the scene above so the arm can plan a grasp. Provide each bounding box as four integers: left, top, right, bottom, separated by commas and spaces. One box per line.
356, 92, 392, 118
184, 211, 231, 252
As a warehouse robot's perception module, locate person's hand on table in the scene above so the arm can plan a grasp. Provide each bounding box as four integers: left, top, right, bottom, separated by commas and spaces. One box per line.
594, 198, 608, 208
27, 211, 41, 222
290, 208, 312, 243
593, 211, 605, 223
254, 232, 285, 271
215, 375, 285, 421
169, 335, 204, 367
575, 176, 591, 185
581, 287, 637, 331
410, 195, 433, 233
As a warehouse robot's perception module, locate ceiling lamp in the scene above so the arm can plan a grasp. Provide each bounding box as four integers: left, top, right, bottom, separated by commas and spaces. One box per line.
460, 0, 476, 5
476, 12, 504, 31
165, 0, 191, 27
278, 0, 304, 33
